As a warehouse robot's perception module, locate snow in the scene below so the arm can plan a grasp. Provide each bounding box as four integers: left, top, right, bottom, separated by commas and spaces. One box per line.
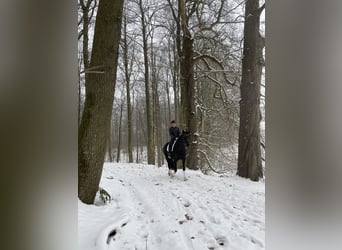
79, 163, 265, 250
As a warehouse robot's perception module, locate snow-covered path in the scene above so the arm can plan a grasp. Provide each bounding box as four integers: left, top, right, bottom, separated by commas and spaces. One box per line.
78, 163, 265, 250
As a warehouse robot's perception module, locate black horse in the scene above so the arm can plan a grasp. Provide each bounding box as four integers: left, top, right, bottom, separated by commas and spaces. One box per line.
163, 130, 190, 180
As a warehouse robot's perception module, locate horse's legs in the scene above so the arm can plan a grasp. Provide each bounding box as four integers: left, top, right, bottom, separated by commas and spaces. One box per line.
182, 158, 187, 181
167, 159, 173, 176
173, 159, 177, 173
167, 159, 173, 171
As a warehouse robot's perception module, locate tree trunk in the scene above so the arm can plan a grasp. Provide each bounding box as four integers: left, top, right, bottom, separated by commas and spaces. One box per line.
165, 77, 171, 121
175, 2, 182, 126
183, 33, 198, 170
179, 0, 198, 170
139, 0, 155, 165
237, 0, 263, 181
122, 13, 133, 163
108, 118, 113, 162
135, 98, 140, 163
78, 67, 81, 126
151, 44, 157, 166
78, 0, 124, 204
151, 48, 163, 167
166, 42, 172, 122
80, 0, 91, 70
168, 37, 176, 123
116, 101, 123, 163
79, 0, 91, 126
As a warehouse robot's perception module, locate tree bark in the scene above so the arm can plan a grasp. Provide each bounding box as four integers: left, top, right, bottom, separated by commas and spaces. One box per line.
179, 0, 198, 170
176, 3, 182, 126
79, 0, 91, 126
108, 117, 113, 162
78, 66, 82, 126
237, 0, 263, 181
80, 0, 91, 70
78, 0, 124, 204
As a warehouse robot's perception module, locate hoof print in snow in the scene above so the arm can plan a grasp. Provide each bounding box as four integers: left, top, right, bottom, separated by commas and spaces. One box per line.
216, 237, 226, 246
184, 201, 191, 207
106, 176, 114, 179
121, 222, 127, 228
179, 220, 186, 225
199, 220, 205, 224
106, 229, 117, 244
191, 236, 195, 240
185, 213, 193, 220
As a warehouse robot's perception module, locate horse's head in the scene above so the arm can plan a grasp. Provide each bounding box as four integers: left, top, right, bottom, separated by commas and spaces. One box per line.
181, 130, 190, 147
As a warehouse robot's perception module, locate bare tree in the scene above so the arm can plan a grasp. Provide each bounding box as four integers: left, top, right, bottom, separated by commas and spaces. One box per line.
78, 0, 97, 125
77, 0, 266, 177
237, 0, 265, 181
116, 98, 124, 163
166, 0, 199, 169
78, 0, 124, 204
122, 8, 134, 163
108, 116, 113, 162
138, 0, 155, 164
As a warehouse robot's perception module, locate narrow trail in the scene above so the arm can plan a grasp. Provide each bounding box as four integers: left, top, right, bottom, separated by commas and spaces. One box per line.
78, 163, 265, 250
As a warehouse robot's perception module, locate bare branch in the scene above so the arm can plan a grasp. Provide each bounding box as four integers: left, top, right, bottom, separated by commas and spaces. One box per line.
166, 0, 180, 27
89, 0, 98, 23
84, 71, 105, 74
78, 30, 84, 40
79, 65, 104, 74
187, 0, 197, 18
194, 52, 235, 86
258, 3, 265, 16
197, 150, 226, 174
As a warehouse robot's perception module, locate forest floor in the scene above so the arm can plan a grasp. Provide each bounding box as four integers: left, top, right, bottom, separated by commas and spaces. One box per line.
78, 163, 265, 250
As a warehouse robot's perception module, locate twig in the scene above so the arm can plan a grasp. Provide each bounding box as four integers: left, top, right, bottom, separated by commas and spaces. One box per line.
84, 71, 105, 74
79, 65, 104, 74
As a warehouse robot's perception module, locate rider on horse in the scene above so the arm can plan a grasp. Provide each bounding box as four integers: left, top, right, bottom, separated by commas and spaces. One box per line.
164, 124, 190, 180
168, 120, 180, 157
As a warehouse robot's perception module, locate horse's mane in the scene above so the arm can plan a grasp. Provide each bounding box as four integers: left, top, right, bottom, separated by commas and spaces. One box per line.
178, 131, 189, 143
